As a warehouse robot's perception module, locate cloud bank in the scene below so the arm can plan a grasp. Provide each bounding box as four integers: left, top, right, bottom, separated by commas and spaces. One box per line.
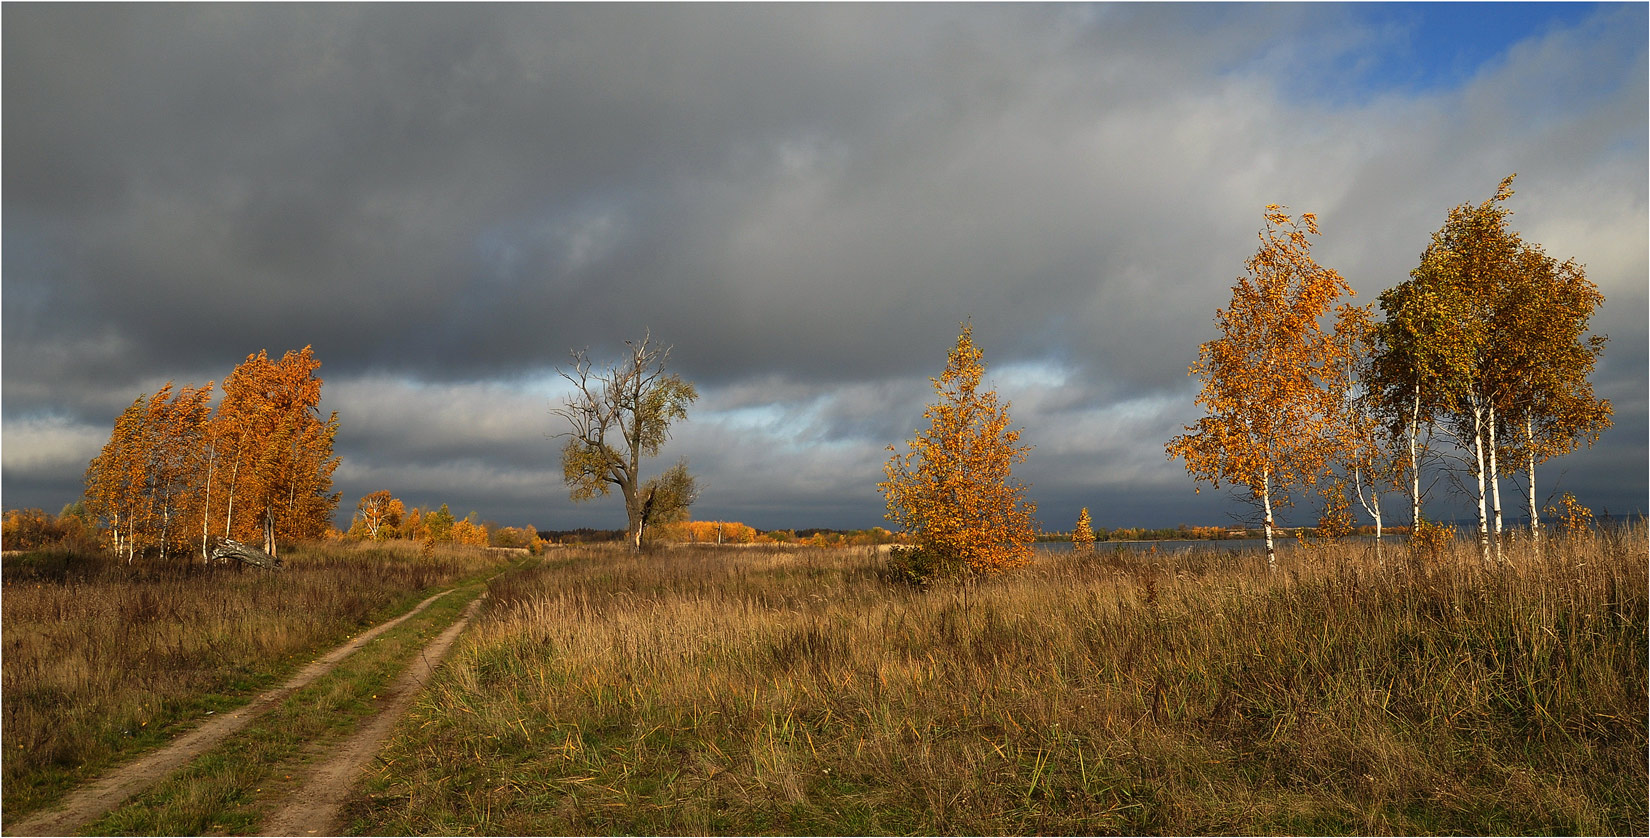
5, 4, 1644, 530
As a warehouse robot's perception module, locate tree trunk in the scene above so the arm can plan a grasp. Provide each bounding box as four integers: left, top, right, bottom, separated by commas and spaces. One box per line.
1527, 416, 1540, 558
263, 507, 278, 560
1261, 468, 1276, 573
211, 538, 282, 570
225, 450, 241, 539
1353, 464, 1383, 565
1471, 401, 1490, 562
1488, 404, 1503, 562
201, 448, 215, 563
1409, 385, 1422, 533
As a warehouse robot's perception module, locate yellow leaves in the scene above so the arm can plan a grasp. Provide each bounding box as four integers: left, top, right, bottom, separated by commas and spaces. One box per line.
881, 323, 1036, 574
1073, 508, 1095, 551
1166, 206, 1359, 510
85, 347, 341, 561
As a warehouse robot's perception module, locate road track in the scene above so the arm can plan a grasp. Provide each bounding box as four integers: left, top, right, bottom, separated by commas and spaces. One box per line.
7, 588, 463, 836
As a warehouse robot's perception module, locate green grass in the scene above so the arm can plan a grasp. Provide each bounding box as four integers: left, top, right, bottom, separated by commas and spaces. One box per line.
1, 540, 510, 822
346, 530, 1647, 835
83, 582, 487, 835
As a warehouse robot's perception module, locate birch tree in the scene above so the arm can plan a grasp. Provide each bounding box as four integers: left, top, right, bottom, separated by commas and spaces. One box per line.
1166, 206, 1360, 571
1073, 507, 1096, 552
1384, 175, 1610, 561
1494, 239, 1612, 551
881, 322, 1037, 574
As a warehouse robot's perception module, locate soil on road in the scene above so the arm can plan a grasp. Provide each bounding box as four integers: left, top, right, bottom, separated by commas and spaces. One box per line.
260, 595, 484, 836
6, 588, 468, 837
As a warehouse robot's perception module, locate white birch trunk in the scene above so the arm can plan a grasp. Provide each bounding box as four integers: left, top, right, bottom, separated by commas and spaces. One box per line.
1353, 464, 1384, 565
224, 451, 241, 539
1261, 467, 1277, 573
201, 447, 215, 563
1526, 416, 1540, 557
1491, 402, 1504, 560
1471, 400, 1490, 562
1409, 385, 1422, 533
1487, 404, 1504, 562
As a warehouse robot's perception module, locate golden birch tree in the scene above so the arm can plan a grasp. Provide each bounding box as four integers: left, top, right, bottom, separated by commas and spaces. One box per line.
1493, 241, 1611, 551
1380, 175, 1610, 561
880, 323, 1037, 574
1166, 206, 1360, 571
353, 490, 406, 541
83, 382, 215, 562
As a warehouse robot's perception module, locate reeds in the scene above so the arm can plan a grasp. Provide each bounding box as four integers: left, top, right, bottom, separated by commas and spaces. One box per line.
354, 528, 1647, 835
1, 540, 503, 816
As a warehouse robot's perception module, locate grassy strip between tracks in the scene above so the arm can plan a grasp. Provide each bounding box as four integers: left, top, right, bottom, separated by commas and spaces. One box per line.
81, 578, 490, 836
2, 541, 516, 826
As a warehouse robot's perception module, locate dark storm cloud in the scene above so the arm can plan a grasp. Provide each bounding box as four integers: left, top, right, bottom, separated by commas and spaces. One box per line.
4, 3, 1645, 530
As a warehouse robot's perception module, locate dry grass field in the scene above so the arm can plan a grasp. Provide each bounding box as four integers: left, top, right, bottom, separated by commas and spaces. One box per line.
347, 526, 1647, 834
1, 541, 507, 819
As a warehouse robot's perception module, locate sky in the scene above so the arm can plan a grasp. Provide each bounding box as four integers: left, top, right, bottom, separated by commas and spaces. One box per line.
4, 3, 1645, 533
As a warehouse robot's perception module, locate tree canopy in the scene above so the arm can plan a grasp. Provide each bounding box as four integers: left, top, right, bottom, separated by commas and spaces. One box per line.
881, 322, 1037, 574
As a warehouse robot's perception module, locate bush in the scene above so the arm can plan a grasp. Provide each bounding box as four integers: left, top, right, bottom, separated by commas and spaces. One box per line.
879, 544, 967, 587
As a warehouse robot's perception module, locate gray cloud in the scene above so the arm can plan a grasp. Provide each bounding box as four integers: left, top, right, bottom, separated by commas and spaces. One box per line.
5, 4, 1644, 531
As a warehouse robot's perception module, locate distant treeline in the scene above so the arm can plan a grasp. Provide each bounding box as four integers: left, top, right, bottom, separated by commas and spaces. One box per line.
1037, 523, 1416, 543
536, 525, 903, 547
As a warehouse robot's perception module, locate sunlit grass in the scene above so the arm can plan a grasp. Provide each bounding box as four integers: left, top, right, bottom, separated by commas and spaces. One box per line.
0, 540, 508, 820
350, 529, 1647, 835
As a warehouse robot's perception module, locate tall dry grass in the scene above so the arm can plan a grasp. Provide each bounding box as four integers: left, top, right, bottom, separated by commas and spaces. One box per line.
1, 540, 506, 816
354, 529, 1647, 835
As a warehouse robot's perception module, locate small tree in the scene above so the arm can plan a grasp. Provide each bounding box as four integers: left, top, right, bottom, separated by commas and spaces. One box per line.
1073, 508, 1095, 552
1166, 206, 1360, 571
553, 332, 698, 551
637, 459, 698, 545
880, 323, 1037, 574
353, 490, 405, 542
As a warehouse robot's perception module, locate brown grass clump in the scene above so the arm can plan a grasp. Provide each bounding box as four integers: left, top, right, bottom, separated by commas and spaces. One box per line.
352, 528, 1648, 835
1, 540, 506, 817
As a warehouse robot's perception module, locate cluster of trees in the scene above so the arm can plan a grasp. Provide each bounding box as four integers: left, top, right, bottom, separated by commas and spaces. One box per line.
769, 527, 901, 548
83, 347, 340, 562
651, 519, 760, 545
1168, 176, 1610, 567
545, 176, 1605, 574
341, 492, 485, 546
342, 490, 539, 549
1, 503, 98, 552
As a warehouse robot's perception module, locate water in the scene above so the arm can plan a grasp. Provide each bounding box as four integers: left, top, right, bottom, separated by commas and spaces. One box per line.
1035, 539, 1273, 555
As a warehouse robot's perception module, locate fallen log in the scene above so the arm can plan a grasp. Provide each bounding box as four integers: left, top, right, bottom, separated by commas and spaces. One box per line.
210, 539, 282, 570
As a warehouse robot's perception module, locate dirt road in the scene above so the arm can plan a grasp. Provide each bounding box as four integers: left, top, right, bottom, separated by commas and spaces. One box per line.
260, 595, 485, 836
7, 588, 460, 836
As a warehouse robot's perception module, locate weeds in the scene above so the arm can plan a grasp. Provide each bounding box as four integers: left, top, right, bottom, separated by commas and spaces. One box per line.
0, 540, 506, 819
350, 528, 1647, 834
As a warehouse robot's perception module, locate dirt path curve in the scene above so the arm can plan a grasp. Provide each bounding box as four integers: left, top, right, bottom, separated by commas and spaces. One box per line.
7, 589, 457, 837
260, 594, 485, 836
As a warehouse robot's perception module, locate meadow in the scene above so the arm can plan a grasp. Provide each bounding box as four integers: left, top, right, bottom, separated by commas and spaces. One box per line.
0, 540, 508, 820
350, 527, 1647, 835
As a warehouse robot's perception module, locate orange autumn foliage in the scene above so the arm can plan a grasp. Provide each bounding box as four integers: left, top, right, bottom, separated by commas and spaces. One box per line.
880, 323, 1037, 574
1165, 207, 1360, 570
652, 520, 759, 545
83, 347, 340, 562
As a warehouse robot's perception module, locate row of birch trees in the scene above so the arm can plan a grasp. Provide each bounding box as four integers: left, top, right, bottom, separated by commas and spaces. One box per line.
1168, 175, 1611, 568
83, 346, 341, 562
